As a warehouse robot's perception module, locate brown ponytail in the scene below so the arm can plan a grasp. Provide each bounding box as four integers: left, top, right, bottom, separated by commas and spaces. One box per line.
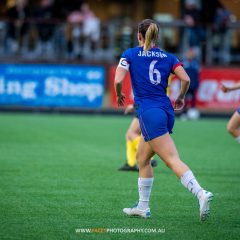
144, 23, 159, 52
138, 19, 159, 52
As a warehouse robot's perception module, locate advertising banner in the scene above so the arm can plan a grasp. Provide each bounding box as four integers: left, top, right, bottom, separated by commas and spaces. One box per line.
110, 66, 240, 110
197, 68, 240, 109
0, 64, 105, 108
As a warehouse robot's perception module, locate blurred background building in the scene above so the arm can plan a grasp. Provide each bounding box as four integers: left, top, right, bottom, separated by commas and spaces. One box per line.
0, 0, 239, 64
0, 0, 239, 114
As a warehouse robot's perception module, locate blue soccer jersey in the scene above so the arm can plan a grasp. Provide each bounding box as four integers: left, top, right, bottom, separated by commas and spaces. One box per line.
118, 46, 182, 116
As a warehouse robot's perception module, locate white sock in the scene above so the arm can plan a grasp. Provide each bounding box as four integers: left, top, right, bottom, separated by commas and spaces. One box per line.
137, 177, 153, 210
180, 170, 203, 199
235, 136, 240, 143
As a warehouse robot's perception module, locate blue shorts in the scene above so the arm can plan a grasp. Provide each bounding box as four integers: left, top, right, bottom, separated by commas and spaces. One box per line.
138, 108, 175, 142
237, 108, 240, 115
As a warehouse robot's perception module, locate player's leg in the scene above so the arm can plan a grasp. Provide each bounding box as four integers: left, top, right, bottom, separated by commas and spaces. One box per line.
149, 134, 189, 177
126, 117, 141, 141
126, 117, 141, 165
139, 108, 213, 221
119, 118, 140, 171
148, 133, 213, 221
123, 135, 154, 218
136, 136, 155, 178
226, 110, 240, 143
119, 117, 157, 171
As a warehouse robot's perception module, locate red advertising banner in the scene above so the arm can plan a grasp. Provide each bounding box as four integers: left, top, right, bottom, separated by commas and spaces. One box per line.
197, 68, 240, 109
109, 66, 240, 110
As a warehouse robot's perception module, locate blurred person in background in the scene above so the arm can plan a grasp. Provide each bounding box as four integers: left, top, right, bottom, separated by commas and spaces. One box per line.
115, 18, 134, 59
221, 83, 240, 144
181, 47, 200, 120
212, 3, 234, 63
66, 1, 83, 58
66, 2, 100, 59
183, 0, 204, 48
81, 3, 100, 55
213, 4, 232, 34
6, 0, 31, 54
34, 0, 57, 57
200, 0, 235, 64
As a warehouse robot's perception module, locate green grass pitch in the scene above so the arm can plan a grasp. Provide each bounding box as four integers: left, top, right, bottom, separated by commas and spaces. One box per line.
0, 113, 239, 240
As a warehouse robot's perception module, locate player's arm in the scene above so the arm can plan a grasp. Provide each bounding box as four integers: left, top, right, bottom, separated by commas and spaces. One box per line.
173, 65, 190, 111
114, 58, 129, 106
115, 66, 127, 106
221, 82, 240, 93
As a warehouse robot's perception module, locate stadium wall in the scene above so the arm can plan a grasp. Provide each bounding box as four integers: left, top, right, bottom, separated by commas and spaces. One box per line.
109, 66, 240, 114
0, 63, 239, 116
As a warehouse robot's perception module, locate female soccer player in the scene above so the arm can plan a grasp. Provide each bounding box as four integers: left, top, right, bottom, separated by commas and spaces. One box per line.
221, 83, 240, 143
119, 77, 172, 171
114, 19, 213, 221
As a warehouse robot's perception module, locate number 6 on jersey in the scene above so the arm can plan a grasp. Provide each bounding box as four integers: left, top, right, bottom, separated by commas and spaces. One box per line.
149, 60, 161, 85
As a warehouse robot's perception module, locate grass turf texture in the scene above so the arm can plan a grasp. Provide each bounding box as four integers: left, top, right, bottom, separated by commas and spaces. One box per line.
0, 114, 239, 240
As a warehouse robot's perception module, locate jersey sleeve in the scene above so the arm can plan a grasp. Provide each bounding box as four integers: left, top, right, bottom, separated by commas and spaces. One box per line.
118, 49, 132, 71
171, 55, 183, 72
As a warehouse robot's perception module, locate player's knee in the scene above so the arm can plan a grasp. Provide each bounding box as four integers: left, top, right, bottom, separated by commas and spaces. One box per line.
125, 129, 132, 141
138, 159, 151, 169
125, 131, 130, 141
126, 129, 137, 141
137, 154, 150, 167
136, 152, 141, 165
227, 123, 234, 135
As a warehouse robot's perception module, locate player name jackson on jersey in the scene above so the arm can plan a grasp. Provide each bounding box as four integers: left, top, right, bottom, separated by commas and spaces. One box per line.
138, 50, 167, 58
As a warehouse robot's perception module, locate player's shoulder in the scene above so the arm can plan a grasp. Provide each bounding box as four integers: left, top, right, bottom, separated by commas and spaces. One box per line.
160, 50, 177, 59
163, 51, 182, 66
124, 46, 142, 54
150, 48, 178, 61
122, 46, 142, 61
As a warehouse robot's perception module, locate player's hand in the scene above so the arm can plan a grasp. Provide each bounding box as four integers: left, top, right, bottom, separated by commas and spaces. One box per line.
174, 97, 185, 111
117, 93, 125, 107
220, 84, 230, 93
124, 104, 134, 114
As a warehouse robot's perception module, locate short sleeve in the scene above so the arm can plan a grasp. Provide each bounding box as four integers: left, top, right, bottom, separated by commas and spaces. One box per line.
118, 49, 132, 71
171, 55, 183, 72
121, 49, 132, 63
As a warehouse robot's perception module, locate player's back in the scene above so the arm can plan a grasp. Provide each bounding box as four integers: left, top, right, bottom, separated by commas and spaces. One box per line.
121, 46, 181, 114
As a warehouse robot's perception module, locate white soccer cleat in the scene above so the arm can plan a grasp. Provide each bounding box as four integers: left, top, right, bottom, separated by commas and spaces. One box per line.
123, 204, 151, 218
198, 190, 213, 221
